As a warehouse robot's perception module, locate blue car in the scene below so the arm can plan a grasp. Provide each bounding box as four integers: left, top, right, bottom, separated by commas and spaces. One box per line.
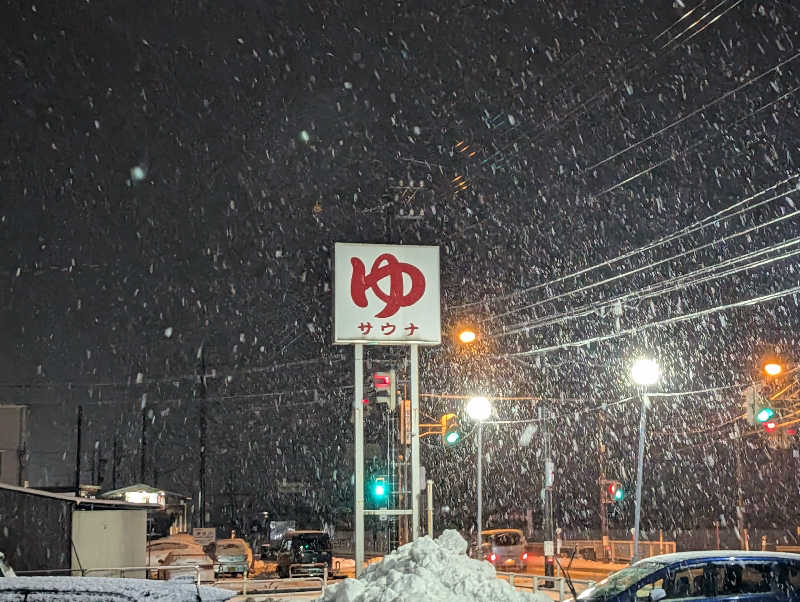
577, 551, 800, 601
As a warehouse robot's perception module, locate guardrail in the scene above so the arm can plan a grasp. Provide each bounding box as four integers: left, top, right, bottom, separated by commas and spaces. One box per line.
218, 575, 327, 599
556, 539, 675, 562
17, 565, 205, 585
496, 572, 596, 601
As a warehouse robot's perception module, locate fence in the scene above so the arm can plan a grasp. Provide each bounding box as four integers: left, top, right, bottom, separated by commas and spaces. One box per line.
528, 538, 676, 563
17, 565, 204, 585
496, 571, 596, 601
16, 564, 329, 598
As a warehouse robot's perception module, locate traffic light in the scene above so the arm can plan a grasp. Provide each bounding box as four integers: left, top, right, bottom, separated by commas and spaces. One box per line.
744, 384, 774, 426
764, 420, 777, 432
441, 413, 461, 447
756, 406, 775, 423
608, 481, 625, 502
372, 370, 397, 411
373, 477, 387, 498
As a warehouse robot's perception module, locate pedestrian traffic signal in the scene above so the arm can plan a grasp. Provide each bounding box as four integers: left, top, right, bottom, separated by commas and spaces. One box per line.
372, 370, 397, 411
441, 413, 461, 447
608, 482, 625, 502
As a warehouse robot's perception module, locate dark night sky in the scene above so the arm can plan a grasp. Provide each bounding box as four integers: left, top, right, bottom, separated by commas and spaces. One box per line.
2, 0, 800, 535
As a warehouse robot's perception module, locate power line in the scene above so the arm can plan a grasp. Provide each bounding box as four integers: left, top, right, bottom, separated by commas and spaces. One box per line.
481, 0, 741, 173
592, 82, 800, 199
496, 235, 800, 337
507, 282, 800, 357
449, 173, 799, 311
585, 49, 800, 172
488, 204, 800, 328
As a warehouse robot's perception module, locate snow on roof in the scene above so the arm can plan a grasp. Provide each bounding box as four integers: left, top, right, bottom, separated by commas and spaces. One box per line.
640, 550, 800, 565
320, 530, 549, 602
0, 482, 160, 509
100, 483, 190, 500
0, 576, 232, 601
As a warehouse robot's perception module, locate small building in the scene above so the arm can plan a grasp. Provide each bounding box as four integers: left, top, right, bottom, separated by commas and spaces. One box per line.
100, 483, 190, 537
0, 482, 158, 575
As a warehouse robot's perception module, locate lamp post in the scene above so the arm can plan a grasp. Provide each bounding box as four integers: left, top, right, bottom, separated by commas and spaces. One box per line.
630, 358, 659, 563
467, 395, 491, 559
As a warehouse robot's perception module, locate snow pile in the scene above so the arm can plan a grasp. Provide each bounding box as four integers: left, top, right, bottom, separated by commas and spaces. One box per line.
0, 576, 233, 601
321, 530, 550, 602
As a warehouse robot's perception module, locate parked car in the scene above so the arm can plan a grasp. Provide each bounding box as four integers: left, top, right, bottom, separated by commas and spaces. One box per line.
0, 576, 232, 601
0, 552, 15, 577
147, 536, 205, 569
160, 550, 215, 583
481, 528, 527, 571
276, 530, 332, 578
577, 551, 800, 601
214, 539, 249, 577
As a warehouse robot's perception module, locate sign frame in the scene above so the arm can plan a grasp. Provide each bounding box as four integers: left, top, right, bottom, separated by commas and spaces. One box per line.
333, 242, 440, 346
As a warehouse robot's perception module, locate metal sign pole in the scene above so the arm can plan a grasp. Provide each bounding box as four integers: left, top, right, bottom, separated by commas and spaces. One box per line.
411, 343, 420, 540
354, 343, 365, 577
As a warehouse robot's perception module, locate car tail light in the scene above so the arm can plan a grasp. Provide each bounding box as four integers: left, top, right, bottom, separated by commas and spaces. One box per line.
490, 553, 496, 562
546, 556, 554, 564
522, 553, 528, 560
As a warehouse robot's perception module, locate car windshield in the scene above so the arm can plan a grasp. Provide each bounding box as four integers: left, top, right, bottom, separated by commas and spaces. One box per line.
485, 533, 521, 546
578, 562, 665, 601
218, 543, 245, 554
293, 534, 330, 551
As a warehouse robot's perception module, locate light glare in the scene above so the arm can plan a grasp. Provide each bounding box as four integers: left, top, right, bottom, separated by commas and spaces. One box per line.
631, 358, 659, 386
466, 396, 491, 421
459, 330, 477, 344
764, 362, 782, 376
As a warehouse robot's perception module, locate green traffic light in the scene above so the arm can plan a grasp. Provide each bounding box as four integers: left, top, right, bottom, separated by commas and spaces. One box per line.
374, 484, 385, 496
445, 431, 460, 445
756, 407, 775, 423
614, 488, 625, 501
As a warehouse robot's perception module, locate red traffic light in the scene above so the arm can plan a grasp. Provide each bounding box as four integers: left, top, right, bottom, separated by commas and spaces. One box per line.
607, 481, 625, 501
764, 421, 777, 431
373, 372, 391, 389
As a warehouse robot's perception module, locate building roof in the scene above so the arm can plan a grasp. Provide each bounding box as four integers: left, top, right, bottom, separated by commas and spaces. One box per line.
0, 482, 160, 509
101, 483, 190, 501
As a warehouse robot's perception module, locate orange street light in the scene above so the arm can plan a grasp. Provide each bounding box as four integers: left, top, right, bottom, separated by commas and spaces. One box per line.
764, 362, 783, 376
458, 329, 477, 344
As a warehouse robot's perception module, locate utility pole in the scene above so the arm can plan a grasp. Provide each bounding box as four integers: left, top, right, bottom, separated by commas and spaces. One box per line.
140, 408, 147, 483
542, 404, 555, 579
111, 436, 118, 490
74, 405, 83, 497
735, 423, 746, 549
198, 344, 208, 528
599, 411, 610, 562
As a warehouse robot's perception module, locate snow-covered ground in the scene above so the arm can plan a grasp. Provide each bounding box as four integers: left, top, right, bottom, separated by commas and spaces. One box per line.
319, 530, 551, 602
0, 576, 234, 601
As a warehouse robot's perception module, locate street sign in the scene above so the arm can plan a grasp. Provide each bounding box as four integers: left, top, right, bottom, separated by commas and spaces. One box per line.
193, 527, 216, 546
333, 243, 440, 345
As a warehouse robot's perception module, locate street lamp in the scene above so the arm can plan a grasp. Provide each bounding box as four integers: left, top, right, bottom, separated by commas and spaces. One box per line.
630, 358, 659, 562
459, 329, 477, 344
764, 362, 782, 376
467, 396, 491, 558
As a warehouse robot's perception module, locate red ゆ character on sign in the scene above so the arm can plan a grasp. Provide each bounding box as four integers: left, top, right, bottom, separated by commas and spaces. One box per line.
350, 253, 426, 318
